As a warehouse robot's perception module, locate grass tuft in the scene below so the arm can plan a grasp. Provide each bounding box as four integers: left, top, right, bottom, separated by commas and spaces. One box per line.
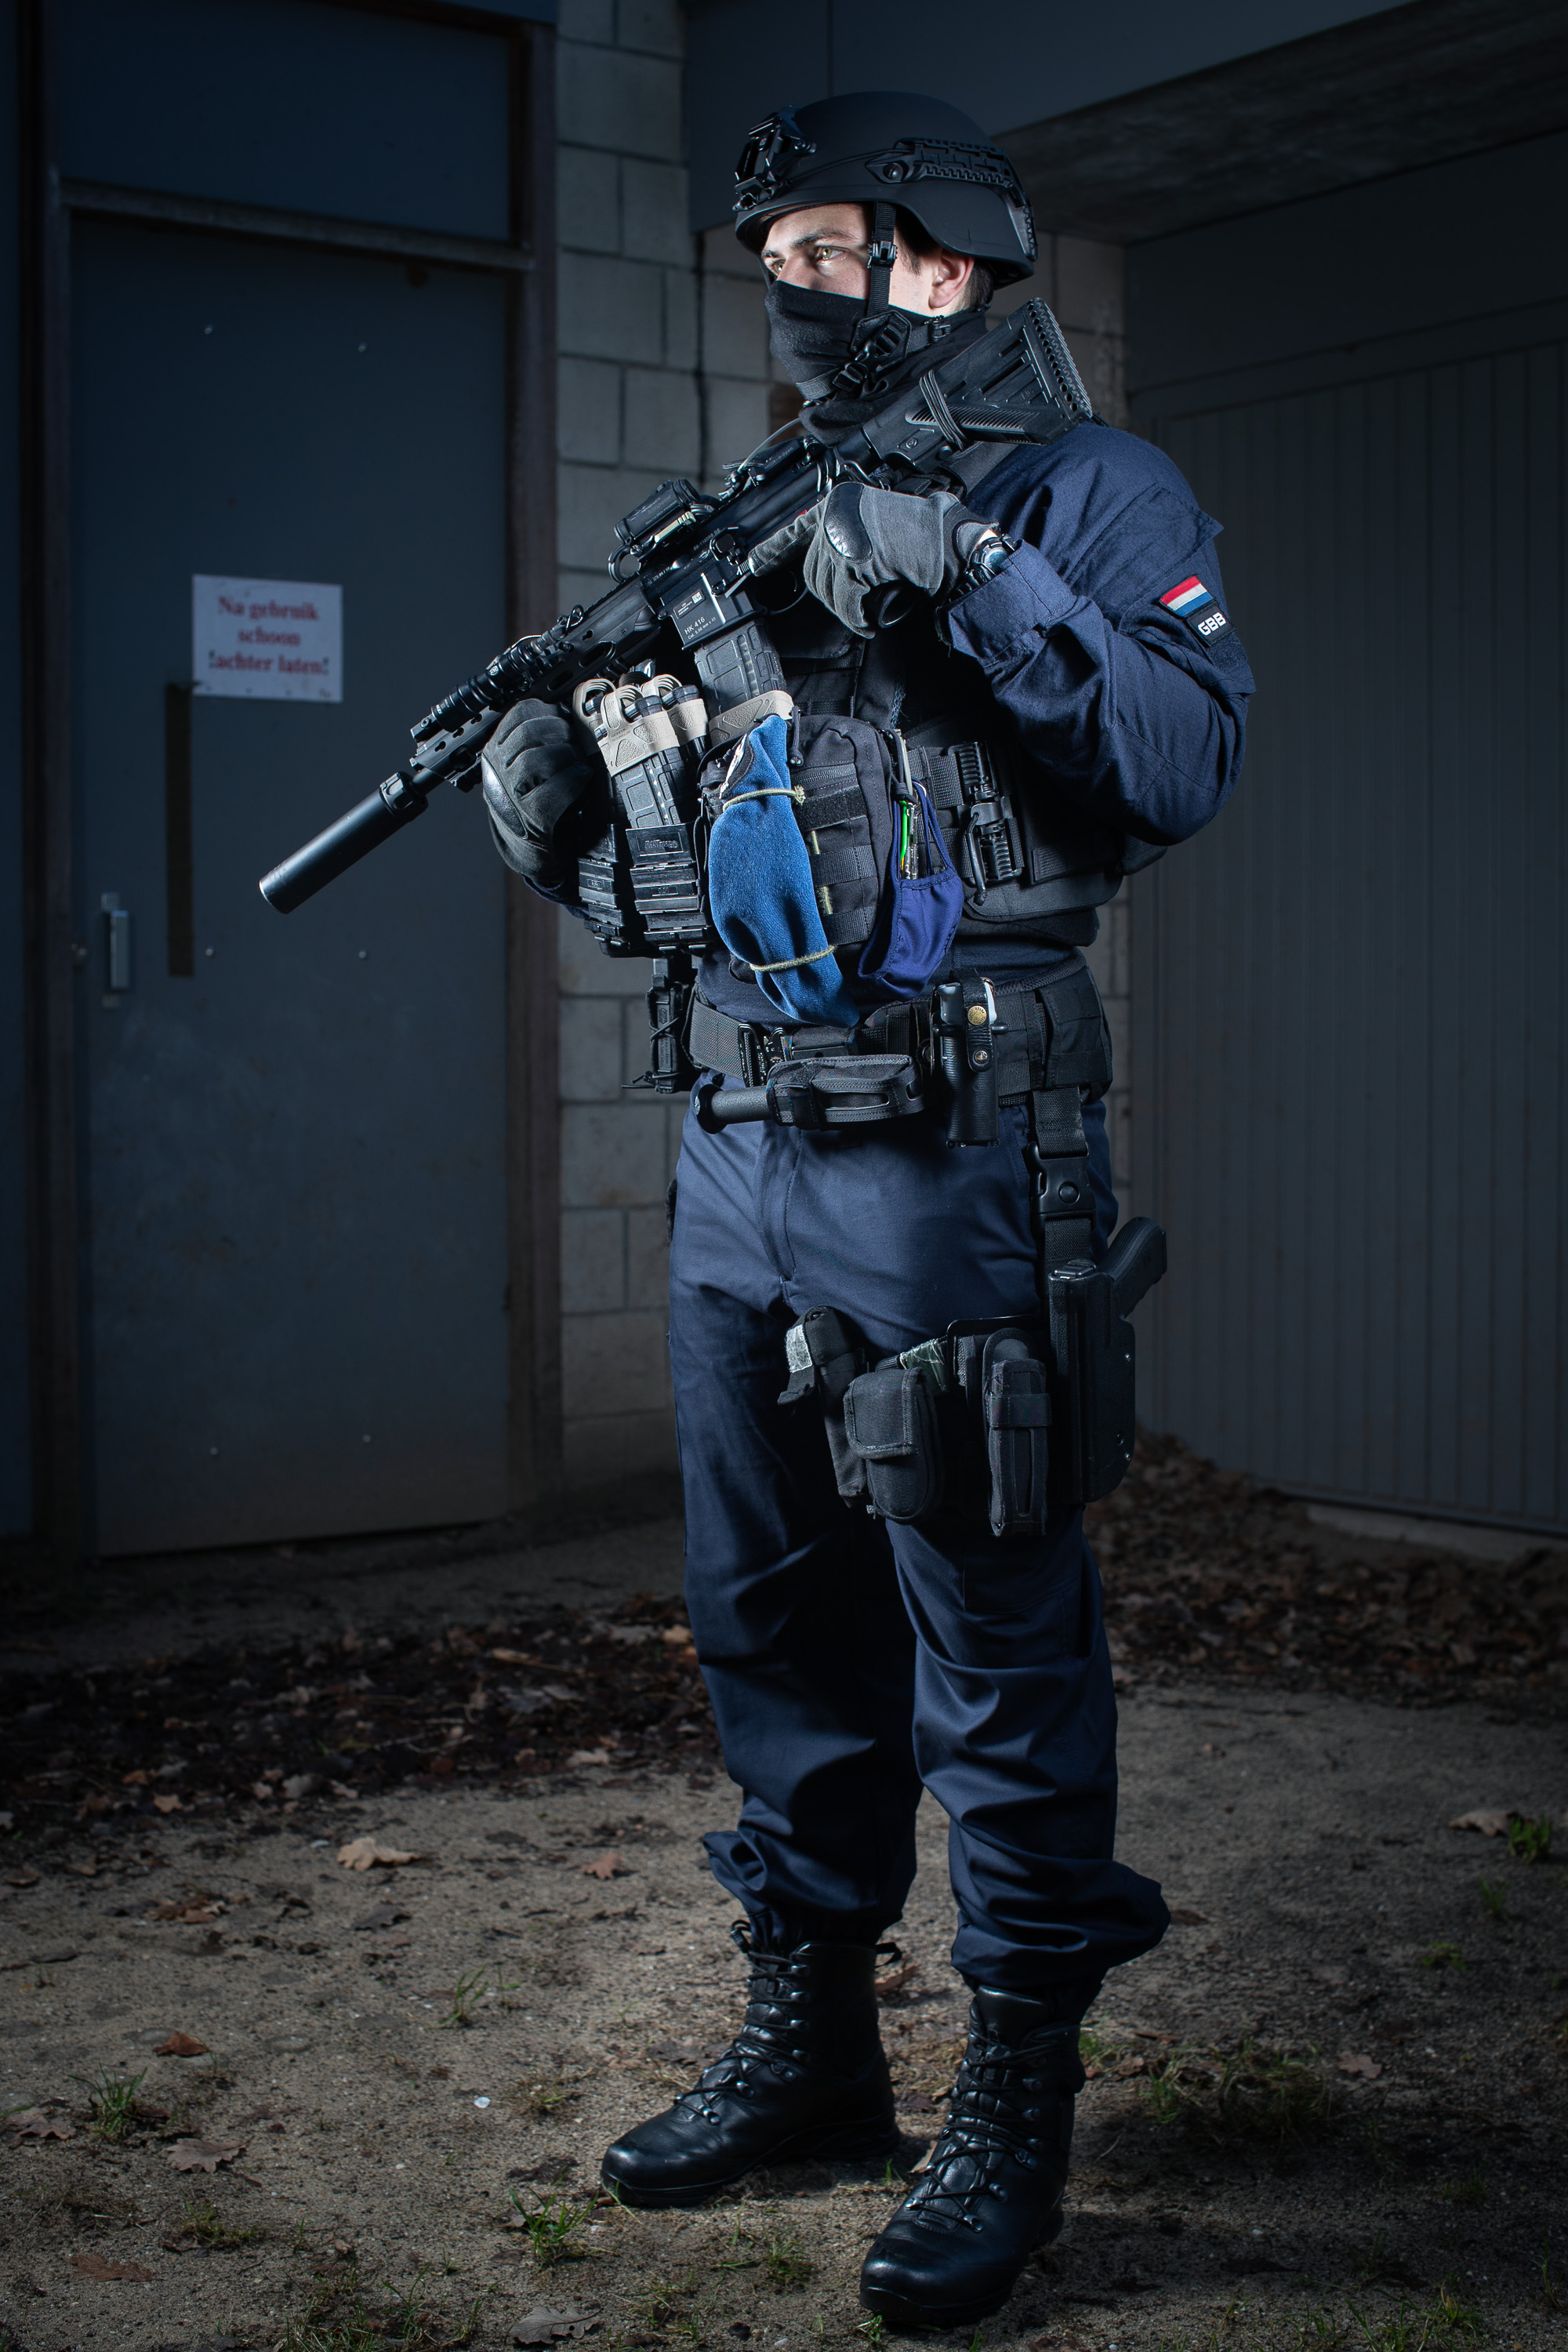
1439, 2169, 1488, 2209
180, 2195, 268, 2248
72, 2067, 147, 2142
1508, 1813, 1552, 1864
1137, 2036, 1334, 2146
281, 2253, 479, 2350
720, 2223, 815, 2292
506, 2187, 590, 2270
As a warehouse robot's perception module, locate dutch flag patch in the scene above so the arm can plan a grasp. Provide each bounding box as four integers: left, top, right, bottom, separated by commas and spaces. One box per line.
1160, 575, 1233, 644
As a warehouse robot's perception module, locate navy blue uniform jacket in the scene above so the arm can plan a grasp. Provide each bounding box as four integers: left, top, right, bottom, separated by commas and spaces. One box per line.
949, 417, 1253, 849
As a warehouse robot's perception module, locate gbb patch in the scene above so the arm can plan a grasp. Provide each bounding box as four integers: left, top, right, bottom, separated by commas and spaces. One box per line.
1160, 575, 1233, 644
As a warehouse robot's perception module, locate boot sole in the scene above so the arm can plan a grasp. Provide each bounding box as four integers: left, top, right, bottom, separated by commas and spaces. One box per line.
602, 2114, 902, 2211
857, 2201, 1066, 2331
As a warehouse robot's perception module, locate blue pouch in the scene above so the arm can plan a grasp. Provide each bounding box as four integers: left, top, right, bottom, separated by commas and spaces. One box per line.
857, 782, 964, 1000
706, 713, 862, 1028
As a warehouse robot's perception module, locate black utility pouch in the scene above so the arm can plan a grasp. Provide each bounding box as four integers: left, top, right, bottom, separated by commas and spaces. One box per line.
843, 1363, 944, 1523
779, 1306, 871, 1503
981, 1329, 1051, 1537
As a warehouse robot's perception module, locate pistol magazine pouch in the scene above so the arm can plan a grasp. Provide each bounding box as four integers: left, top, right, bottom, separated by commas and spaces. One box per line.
982, 1329, 1051, 1537
842, 1364, 944, 1523
779, 1306, 872, 1502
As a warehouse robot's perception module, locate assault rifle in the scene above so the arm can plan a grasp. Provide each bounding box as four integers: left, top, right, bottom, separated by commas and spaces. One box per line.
258, 299, 1093, 931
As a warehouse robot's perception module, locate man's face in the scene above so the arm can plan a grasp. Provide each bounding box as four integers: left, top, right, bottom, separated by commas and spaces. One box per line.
758, 202, 975, 315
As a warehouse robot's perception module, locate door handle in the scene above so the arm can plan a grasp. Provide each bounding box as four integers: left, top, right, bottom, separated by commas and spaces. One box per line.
102, 893, 132, 990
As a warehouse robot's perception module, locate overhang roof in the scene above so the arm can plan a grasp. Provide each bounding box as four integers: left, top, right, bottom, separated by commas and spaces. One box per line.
1000, 0, 1568, 241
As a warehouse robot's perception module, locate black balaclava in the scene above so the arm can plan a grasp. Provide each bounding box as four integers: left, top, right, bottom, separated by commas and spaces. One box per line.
764, 279, 991, 439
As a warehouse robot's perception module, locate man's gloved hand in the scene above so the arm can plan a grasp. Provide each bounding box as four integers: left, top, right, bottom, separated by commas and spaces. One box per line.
481, 698, 603, 886
803, 481, 1014, 637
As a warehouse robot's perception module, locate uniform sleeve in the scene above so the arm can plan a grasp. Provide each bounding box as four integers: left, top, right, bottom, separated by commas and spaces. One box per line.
946, 480, 1254, 848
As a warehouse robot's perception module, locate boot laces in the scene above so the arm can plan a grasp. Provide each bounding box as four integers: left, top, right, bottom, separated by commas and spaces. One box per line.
671, 1927, 893, 2129
902, 2024, 1075, 2231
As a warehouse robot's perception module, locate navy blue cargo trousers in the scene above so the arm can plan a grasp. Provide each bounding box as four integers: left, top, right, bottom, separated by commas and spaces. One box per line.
668, 1087, 1169, 1998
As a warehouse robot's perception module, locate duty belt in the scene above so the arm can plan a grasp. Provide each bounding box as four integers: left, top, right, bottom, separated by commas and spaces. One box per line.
687, 966, 1111, 1274
688, 983, 1054, 1105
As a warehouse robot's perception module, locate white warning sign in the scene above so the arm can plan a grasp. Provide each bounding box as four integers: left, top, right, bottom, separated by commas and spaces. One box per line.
192, 575, 343, 702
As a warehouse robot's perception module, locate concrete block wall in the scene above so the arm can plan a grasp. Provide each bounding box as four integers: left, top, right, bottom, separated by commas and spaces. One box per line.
990, 234, 1128, 429
548, 20, 1138, 1480
554, 0, 695, 1487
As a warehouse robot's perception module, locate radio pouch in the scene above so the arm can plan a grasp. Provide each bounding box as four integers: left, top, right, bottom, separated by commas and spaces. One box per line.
856, 782, 964, 1000
843, 1363, 944, 1523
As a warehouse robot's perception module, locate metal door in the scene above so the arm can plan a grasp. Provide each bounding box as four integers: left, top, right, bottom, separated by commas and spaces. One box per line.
73, 218, 510, 1553
1133, 318, 1568, 1531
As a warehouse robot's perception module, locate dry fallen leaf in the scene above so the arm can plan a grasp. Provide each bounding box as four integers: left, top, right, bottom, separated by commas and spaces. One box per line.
1169, 1907, 1210, 1926
1335, 2051, 1383, 2080
1449, 1808, 1518, 1837
874, 1961, 922, 1997
5, 1868, 41, 1887
155, 2032, 209, 2057
151, 1794, 182, 1815
6, 2107, 74, 2140
71, 2252, 155, 2282
491, 1648, 543, 1665
566, 1750, 612, 1768
580, 1852, 630, 1880
122, 1768, 150, 1786
511, 2306, 597, 2345
166, 2137, 244, 2172
659, 1627, 695, 1649
337, 1838, 423, 1871
149, 1900, 223, 1924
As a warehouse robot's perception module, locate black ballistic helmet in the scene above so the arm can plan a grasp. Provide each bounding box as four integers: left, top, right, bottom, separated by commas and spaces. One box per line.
733, 91, 1036, 288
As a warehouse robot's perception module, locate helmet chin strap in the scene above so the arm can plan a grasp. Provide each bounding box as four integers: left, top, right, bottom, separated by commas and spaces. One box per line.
866, 198, 898, 321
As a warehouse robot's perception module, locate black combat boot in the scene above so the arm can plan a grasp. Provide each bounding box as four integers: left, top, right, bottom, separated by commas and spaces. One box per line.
601, 1929, 899, 2208
858, 1987, 1086, 2330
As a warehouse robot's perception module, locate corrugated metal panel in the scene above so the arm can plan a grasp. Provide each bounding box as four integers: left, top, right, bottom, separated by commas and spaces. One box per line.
1132, 330, 1566, 1531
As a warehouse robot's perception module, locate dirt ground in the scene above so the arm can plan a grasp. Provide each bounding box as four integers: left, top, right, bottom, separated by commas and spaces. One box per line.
3, 1453, 1566, 2352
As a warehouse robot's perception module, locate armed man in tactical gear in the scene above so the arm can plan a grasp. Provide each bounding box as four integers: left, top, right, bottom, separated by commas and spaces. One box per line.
482, 91, 1254, 2332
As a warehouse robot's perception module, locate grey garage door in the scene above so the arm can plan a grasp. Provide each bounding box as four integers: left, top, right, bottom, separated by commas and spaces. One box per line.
1132, 310, 1567, 1531
72, 220, 510, 1554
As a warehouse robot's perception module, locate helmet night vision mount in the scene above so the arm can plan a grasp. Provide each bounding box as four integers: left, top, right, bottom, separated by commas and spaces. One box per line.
733, 90, 1036, 291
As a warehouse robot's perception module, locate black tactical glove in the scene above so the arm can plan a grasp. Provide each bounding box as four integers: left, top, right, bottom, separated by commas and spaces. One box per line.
481, 698, 604, 888
804, 481, 1015, 637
